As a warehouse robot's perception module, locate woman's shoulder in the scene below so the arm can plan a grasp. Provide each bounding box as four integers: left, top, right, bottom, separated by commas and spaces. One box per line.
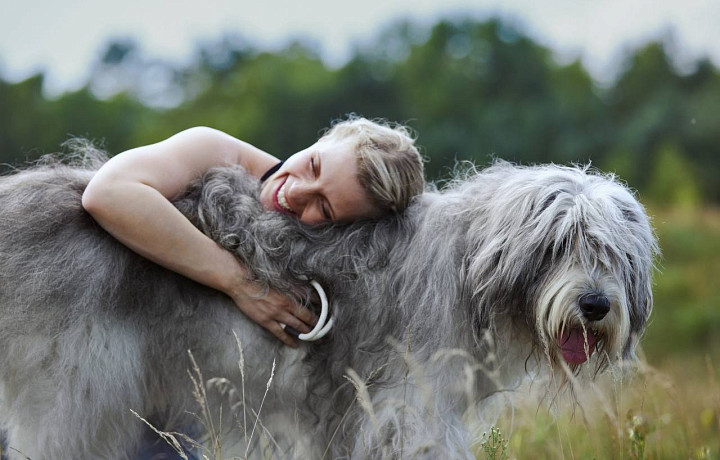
167, 127, 280, 178
171, 126, 240, 146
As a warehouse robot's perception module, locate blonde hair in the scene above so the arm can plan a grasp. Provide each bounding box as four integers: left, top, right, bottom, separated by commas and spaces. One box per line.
321, 116, 424, 215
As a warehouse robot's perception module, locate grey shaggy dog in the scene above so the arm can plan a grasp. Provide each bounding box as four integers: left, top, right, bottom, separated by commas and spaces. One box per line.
0, 143, 658, 459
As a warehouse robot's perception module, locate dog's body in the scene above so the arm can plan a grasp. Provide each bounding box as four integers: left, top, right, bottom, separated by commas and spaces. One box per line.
0, 151, 657, 459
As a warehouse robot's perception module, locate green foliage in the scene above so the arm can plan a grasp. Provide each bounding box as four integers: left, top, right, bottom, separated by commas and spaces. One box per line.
480, 426, 509, 460
643, 208, 720, 360
1, 17, 719, 200
602, 147, 640, 185
646, 143, 701, 210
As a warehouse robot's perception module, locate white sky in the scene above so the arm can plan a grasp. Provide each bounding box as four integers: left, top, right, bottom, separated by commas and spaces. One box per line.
1, 0, 719, 96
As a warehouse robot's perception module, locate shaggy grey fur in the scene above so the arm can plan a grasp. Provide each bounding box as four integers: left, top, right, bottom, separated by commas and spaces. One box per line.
0, 144, 658, 459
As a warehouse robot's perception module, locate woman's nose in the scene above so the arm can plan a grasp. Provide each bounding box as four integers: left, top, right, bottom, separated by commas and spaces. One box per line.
287, 179, 325, 223
288, 179, 316, 210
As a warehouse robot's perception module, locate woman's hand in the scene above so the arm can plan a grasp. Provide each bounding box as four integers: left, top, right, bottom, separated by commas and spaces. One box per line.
225, 275, 317, 348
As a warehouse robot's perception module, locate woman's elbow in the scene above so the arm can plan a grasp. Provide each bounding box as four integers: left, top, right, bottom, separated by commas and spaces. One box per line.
82, 177, 113, 216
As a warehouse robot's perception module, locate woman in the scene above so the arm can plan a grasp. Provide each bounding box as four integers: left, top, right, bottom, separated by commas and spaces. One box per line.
82, 116, 424, 347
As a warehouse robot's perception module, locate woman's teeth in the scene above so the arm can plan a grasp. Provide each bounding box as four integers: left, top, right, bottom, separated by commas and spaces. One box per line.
277, 182, 293, 213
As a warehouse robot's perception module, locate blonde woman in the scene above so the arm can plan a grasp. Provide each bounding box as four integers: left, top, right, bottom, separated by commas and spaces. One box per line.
83, 116, 424, 347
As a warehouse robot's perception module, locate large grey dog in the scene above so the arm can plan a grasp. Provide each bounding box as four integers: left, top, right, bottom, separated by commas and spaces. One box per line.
0, 145, 657, 459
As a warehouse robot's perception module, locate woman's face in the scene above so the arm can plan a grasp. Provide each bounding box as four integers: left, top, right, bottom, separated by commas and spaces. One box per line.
259, 137, 377, 225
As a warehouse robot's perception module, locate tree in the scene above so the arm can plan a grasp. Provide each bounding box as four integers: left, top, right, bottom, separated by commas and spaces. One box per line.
646, 143, 701, 211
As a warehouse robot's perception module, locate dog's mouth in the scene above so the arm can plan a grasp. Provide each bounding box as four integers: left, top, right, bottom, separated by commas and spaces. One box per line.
558, 327, 598, 364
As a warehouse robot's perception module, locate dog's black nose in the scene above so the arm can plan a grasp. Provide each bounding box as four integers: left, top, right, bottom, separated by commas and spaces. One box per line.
579, 294, 610, 322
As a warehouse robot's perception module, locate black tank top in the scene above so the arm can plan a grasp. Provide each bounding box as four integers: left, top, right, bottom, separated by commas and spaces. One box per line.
260, 161, 283, 183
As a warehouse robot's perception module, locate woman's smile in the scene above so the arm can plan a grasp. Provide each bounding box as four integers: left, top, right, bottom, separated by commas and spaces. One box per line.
275, 179, 294, 214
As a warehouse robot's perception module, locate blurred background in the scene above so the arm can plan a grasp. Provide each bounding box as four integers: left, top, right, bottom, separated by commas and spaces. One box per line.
1, 0, 718, 455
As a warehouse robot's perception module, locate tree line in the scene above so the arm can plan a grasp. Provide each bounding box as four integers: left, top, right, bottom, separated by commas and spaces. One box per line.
1, 19, 718, 206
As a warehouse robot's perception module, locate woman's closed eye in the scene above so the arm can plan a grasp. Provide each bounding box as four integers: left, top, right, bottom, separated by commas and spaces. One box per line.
321, 201, 331, 220
311, 155, 319, 177
311, 155, 332, 220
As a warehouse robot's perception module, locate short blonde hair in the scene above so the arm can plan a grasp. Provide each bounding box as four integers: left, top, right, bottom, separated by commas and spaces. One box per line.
321, 116, 424, 216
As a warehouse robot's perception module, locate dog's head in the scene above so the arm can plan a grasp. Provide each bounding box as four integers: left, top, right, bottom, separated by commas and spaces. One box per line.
461, 163, 659, 374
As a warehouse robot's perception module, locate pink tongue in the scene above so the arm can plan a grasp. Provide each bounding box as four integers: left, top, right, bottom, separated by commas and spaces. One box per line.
559, 329, 597, 364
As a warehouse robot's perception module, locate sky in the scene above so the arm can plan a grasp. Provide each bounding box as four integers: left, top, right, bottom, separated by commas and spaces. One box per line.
1, 0, 719, 96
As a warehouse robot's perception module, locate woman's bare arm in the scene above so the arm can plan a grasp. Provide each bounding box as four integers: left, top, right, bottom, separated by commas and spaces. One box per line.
82, 127, 314, 346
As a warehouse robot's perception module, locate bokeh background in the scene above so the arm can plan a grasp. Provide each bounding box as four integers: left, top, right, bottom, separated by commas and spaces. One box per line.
1, 0, 718, 457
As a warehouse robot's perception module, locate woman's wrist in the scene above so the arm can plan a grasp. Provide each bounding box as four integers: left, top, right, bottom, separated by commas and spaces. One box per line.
213, 250, 256, 299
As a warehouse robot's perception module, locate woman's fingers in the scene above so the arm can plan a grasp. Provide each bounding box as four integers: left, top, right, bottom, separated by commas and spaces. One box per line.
263, 290, 317, 327
290, 304, 317, 327
266, 320, 299, 348
276, 311, 313, 335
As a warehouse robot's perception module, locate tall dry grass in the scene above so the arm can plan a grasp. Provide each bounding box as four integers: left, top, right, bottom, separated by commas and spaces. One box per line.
479, 354, 719, 460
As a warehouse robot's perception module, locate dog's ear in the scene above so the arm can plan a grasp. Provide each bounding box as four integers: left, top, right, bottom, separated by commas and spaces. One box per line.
621, 250, 653, 360
624, 251, 654, 338
613, 195, 658, 354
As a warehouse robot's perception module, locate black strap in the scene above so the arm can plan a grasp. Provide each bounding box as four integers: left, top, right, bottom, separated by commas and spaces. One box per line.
260, 161, 283, 183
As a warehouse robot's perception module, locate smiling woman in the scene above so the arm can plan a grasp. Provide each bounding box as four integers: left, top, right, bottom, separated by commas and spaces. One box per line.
259, 118, 421, 224
82, 115, 424, 346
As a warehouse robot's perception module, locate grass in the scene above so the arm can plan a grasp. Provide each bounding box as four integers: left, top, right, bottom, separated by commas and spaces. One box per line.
480, 355, 719, 459
156, 350, 719, 459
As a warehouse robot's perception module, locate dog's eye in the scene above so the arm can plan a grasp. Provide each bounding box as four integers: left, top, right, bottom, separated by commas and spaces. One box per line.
613, 198, 639, 224
554, 239, 569, 258
625, 253, 635, 271
540, 191, 560, 213
622, 209, 638, 223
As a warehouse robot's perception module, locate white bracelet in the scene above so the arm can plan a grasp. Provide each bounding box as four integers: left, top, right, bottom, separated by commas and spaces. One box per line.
298, 280, 334, 341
